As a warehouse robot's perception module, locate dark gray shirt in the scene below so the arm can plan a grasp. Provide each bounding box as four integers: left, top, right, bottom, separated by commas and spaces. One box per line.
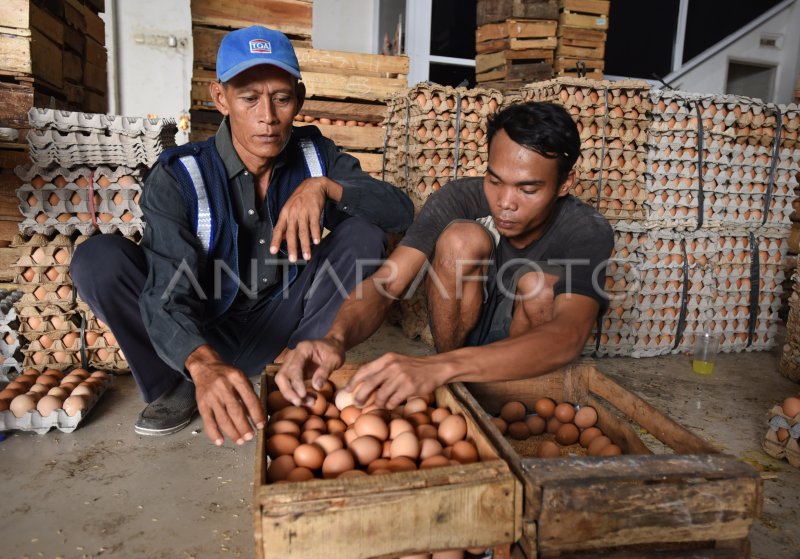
138, 118, 413, 373
399, 177, 614, 309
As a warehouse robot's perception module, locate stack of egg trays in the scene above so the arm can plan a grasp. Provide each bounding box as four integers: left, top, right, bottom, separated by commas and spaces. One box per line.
584, 220, 647, 357
710, 226, 789, 353
15, 165, 145, 237
26, 108, 177, 169
0, 289, 24, 379
645, 89, 799, 230
521, 77, 652, 222
629, 228, 718, 357
383, 83, 504, 211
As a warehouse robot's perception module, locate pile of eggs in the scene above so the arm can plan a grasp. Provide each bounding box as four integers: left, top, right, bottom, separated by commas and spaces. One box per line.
0, 368, 110, 418
265, 382, 480, 483
491, 398, 623, 458
774, 395, 800, 443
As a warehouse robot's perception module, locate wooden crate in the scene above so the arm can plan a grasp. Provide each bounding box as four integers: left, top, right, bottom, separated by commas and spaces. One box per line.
254, 363, 522, 559
477, 50, 553, 83
554, 57, 604, 80
452, 364, 762, 558
477, 0, 559, 26
556, 27, 605, 59
558, 0, 610, 30
476, 19, 558, 54
191, 0, 312, 40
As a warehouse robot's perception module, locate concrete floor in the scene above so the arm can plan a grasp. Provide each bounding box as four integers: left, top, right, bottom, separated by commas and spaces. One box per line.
1, 324, 799, 559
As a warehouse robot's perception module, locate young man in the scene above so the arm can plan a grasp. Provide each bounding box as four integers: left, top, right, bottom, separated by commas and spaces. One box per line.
70, 26, 413, 444
276, 101, 613, 408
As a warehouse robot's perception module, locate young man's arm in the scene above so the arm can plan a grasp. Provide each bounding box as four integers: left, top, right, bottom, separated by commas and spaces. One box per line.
274, 245, 428, 406
343, 293, 599, 409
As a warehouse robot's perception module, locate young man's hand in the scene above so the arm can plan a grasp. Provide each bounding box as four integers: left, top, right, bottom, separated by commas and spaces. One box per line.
186, 346, 265, 446
269, 177, 343, 262
274, 337, 346, 406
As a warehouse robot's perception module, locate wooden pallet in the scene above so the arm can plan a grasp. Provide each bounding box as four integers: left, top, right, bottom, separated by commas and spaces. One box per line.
254, 364, 521, 559
477, 50, 553, 83
190, 0, 312, 40
558, 0, 610, 30
477, 0, 559, 26
453, 364, 762, 558
477, 19, 558, 54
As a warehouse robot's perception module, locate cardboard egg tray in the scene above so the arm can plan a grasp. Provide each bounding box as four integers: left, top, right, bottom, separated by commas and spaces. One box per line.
761, 404, 800, 467
0, 370, 111, 434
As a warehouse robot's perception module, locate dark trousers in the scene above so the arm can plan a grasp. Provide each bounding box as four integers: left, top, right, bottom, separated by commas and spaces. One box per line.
70, 217, 386, 403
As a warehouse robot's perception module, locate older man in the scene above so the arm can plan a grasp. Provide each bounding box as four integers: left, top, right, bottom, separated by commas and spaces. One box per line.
71, 26, 413, 444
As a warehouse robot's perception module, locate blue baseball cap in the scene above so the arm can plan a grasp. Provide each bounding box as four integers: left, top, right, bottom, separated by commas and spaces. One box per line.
216, 25, 302, 82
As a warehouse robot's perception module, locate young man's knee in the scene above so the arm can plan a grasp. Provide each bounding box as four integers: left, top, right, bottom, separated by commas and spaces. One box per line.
435, 221, 494, 263
513, 271, 557, 324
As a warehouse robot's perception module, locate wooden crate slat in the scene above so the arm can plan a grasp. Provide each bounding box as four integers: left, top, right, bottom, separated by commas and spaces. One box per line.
477, 0, 559, 26
191, 0, 312, 38
477, 37, 558, 54
63, 22, 85, 55
557, 25, 607, 42
346, 151, 383, 173
477, 19, 557, 43
302, 71, 405, 103
85, 38, 107, 68
559, 10, 609, 30
554, 57, 605, 72
559, 0, 611, 16
83, 61, 107, 94
299, 99, 386, 123
30, 2, 63, 46
556, 43, 605, 59
63, 50, 82, 83
0, 0, 29, 29
0, 82, 33, 128
295, 48, 408, 78
0, 32, 31, 75
294, 121, 384, 150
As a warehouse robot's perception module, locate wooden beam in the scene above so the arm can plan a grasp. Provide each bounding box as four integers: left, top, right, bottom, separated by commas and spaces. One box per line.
0, 0, 29, 30
0, 82, 33, 128
302, 71, 406, 102
190, 0, 312, 38
30, 3, 63, 46
294, 122, 384, 150
0, 32, 31, 75
295, 48, 408, 78
299, 99, 386, 123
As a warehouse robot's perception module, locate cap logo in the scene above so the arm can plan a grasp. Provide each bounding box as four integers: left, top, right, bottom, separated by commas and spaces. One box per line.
249, 39, 272, 54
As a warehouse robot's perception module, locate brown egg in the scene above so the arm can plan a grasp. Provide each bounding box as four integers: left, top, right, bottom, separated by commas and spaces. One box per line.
588, 436, 612, 456
266, 434, 300, 458
451, 440, 478, 464
420, 455, 451, 469
322, 449, 355, 478
554, 403, 576, 423
382, 439, 392, 458
599, 444, 622, 456
36, 394, 63, 416
419, 438, 443, 460
334, 389, 355, 410
303, 391, 328, 416
349, 436, 382, 466
71, 384, 95, 399
403, 397, 428, 415
0, 387, 22, 401
432, 549, 464, 559
538, 440, 561, 458
286, 467, 315, 482
500, 401, 527, 423
273, 406, 309, 424
555, 423, 580, 446
391, 432, 420, 460
390, 418, 415, 439
579, 427, 604, 448
303, 416, 326, 433
507, 421, 530, 440
267, 419, 301, 437
324, 403, 340, 418
367, 458, 391, 473
59, 382, 77, 393
525, 415, 546, 435
46, 386, 70, 399
10, 393, 38, 417
293, 443, 325, 470
300, 430, 322, 444
343, 428, 359, 446
546, 417, 562, 434
63, 395, 88, 417
387, 456, 417, 472
491, 417, 508, 434
340, 405, 362, 426
782, 396, 800, 418
430, 407, 451, 425
68, 368, 90, 380
267, 390, 291, 413
316, 380, 335, 401
407, 412, 431, 427
438, 415, 467, 445
314, 434, 344, 455
776, 428, 790, 442
534, 398, 556, 418
416, 424, 438, 440
370, 468, 392, 475
574, 406, 598, 429
266, 455, 296, 482
326, 418, 347, 434
354, 413, 389, 441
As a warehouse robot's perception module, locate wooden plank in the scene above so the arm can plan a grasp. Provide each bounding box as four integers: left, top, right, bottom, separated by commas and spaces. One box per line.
84, 89, 107, 113
63, 50, 83, 83
0, 33, 31, 75
63, 80, 84, 105
302, 71, 405, 102
0, 82, 33, 128
299, 99, 386, 123
295, 48, 408, 78
559, 11, 609, 30
30, 3, 63, 45
191, 0, 312, 38
476, 36, 557, 54
61, 0, 85, 32
477, 0, 559, 26
83, 61, 107, 93
0, 247, 23, 278
63, 22, 85, 55
84, 38, 107, 68
554, 57, 605, 72
72, 0, 105, 44
477, 49, 554, 74
477, 19, 557, 43
556, 43, 605, 59
560, 0, 610, 16
557, 25, 606, 42
0, 218, 21, 243
0, 0, 29, 29
346, 150, 383, 173
295, 121, 384, 150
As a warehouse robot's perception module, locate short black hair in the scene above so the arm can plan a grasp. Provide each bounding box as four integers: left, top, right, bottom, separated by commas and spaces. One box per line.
487, 101, 581, 185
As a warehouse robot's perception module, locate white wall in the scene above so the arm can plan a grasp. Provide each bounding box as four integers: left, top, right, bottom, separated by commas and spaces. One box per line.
669, 1, 800, 103
103, 0, 193, 143
312, 0, 378, 53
